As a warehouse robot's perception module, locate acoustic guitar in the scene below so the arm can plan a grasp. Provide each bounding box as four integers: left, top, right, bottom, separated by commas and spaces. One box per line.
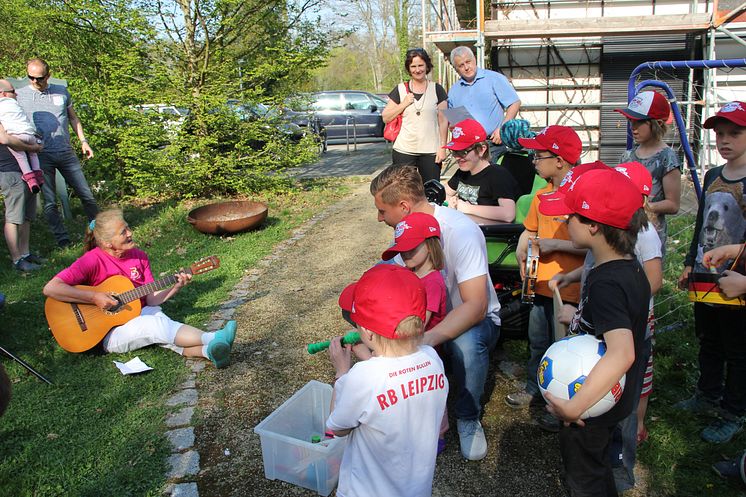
45, 256, 220, 353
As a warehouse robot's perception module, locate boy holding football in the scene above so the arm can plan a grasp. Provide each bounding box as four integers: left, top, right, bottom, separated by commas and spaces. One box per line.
541, 168, 650, 496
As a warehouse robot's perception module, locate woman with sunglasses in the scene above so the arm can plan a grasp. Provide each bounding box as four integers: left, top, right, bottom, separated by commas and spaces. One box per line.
382, 48, 449, 184
443, 119, 519, 223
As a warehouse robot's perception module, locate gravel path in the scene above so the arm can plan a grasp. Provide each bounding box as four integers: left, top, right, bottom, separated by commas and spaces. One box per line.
192, 177, 649, 496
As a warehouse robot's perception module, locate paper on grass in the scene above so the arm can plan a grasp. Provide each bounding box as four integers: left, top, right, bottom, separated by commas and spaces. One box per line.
114, 357, 153, 375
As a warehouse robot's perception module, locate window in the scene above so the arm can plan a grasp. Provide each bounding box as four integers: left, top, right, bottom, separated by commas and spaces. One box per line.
313, 94, 343, 111
343, 93, 373, 111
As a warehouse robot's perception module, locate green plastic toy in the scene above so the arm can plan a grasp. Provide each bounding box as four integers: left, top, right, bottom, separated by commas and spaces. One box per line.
307, 331, 361, 354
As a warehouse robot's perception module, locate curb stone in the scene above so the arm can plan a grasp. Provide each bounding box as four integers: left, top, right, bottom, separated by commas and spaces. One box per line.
161, 188, 367, 496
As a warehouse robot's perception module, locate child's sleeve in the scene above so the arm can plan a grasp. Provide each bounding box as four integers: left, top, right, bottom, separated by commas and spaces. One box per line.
326, 369, 366, 432
684, 168, 717, 267
522, 193, 541, 231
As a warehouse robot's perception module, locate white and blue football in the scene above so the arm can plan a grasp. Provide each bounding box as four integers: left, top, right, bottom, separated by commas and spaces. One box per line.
537, 334, 625, 419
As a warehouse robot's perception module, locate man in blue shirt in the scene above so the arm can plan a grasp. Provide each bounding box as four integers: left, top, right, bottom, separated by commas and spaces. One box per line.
447, 46, 521, 158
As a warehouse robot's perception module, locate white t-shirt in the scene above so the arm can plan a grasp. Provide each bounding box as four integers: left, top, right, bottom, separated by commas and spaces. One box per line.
327, 345, 448, 497
0, 97, 36, 136
432, 204, 501, 325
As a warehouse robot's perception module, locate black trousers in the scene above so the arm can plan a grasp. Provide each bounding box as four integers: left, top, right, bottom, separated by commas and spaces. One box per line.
694, 303, 746, 416
391, 150, 440, 184
559, 423, 618, 497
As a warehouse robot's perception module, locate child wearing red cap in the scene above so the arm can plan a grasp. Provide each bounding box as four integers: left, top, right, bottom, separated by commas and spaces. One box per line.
615, 91, 682, 254
381, 212, 449, 450
505, 125, 587, 432
443, 118, 520, 222
540, 167, 650, 497
327, 264, 449, 497
549, 161, 663, 492
676, 101, 746, 444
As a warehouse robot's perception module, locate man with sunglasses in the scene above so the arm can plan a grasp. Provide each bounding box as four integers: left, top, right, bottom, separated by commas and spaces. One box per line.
16, 58, 98, 248
447, 46, 521, 159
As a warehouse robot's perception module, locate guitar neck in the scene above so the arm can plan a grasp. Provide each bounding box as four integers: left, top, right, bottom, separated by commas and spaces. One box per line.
118, 269, 193, 304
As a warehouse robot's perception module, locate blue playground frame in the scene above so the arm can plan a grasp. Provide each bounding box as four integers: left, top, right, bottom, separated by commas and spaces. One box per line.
626, 58, 746, 201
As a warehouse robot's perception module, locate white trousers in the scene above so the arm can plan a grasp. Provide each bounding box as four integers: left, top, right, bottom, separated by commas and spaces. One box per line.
102, 306, 184, 355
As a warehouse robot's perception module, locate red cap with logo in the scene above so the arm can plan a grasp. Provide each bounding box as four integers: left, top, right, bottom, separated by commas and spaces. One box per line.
543, 168, 643, 229
538, 160, 609, 216
381, 212, 441, 261
703, 101, 746, 129
338, 265, 426, 339
615, 91, 670, 121
518, 125, 582, 165
614, 161, 652, 196
443, 119, 488, 151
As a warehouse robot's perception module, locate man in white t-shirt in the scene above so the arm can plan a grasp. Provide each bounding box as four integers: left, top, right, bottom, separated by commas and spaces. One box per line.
326, 264, 448, 497
369, 165, 501, 461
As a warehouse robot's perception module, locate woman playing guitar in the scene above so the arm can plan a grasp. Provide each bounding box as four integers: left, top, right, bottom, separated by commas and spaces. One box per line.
42, 209, 236, 368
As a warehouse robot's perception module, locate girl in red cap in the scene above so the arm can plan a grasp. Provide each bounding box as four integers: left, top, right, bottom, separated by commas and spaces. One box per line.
615, 91, 682, 255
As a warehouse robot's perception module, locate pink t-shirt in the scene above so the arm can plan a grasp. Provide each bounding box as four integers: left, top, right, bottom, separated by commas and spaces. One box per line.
56, 247, 155, 304
422, 270, 447, 331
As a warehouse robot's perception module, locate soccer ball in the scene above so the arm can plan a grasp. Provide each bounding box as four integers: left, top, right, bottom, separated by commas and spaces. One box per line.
537, 334, 625, 419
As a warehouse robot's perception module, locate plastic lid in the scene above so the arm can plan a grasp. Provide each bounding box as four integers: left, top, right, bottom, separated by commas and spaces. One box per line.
311, 435, 321, 443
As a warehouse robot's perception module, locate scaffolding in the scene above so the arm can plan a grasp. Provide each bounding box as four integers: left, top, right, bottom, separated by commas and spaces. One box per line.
421, 0, 746, 163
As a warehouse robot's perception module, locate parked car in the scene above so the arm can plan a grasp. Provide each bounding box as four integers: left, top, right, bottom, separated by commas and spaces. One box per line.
132, 104, 190, 133
288, 91, 387, 140
227, 99, 326, 152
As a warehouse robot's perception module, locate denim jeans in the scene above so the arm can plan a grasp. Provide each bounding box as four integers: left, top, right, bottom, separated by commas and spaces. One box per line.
38, 148, 98, 243
444, 317, 500, 420
694, 303, 746, 417
488, 142, 507, 162
526, 295, 555, 396
612, 338, 652, 492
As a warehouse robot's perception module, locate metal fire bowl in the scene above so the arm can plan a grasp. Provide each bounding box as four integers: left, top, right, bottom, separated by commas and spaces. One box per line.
187, 200, 268, 235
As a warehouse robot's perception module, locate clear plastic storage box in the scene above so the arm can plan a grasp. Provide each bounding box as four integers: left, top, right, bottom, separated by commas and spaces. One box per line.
254, 380, 347, 496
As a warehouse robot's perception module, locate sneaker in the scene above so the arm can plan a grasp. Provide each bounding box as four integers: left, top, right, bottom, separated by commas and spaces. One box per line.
702, 416, 743, 444
14, 258, 41, 272
21, 172, 40, 193
456, 418, 488, 461
505, 390, 538, 409
23, 253, 46, 265
712, 451, 746, 483
215, 320, 237, 347
534, 410, 561, 433
674, 392, 720, 416
206, 338, 231, 369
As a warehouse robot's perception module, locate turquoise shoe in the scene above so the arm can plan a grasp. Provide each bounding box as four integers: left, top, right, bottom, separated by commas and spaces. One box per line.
206, 338, 231, 369
216, 320, 237, 347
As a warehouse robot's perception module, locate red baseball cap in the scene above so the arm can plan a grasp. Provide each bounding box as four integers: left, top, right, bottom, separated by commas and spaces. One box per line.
703, 101, 746, 129
614, 161, 652, 196
538, 160, 609, 216
518, 125, 582, 165
381, 212, 441, 261
615, 91, 670, 121
338, 265, 426, 339
545, 168, 643, 229
444, 119, 488, 151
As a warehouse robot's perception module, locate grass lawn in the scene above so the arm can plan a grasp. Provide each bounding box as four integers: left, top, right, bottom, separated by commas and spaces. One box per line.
505, 213, 745, 496
0, 178, 348, 496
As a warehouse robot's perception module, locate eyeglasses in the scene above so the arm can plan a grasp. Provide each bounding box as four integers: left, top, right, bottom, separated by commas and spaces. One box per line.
0, 88, 15, 94
406, 48, 426, 56
27, 74, 48, 82
533, 154, 556, 162
452, 145, 477, 158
